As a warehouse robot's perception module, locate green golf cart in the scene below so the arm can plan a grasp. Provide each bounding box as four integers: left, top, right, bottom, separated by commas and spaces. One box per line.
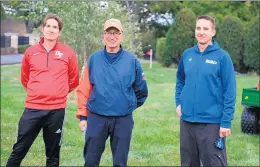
240, 84, 260, 134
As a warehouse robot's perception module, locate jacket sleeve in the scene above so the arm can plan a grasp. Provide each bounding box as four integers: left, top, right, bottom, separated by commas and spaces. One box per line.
68, 51, 79, 93
134, 59, 148, 108
220, 54, 236, 128
175, 54, 185, 107
21, 50, 30, 89
75, 64, 92, 119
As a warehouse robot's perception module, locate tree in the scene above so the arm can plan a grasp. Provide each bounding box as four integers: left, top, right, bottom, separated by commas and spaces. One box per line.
117, 1, 258, 66
250, 1, 260, 17
1, 2, 6, 21
2, 0, 47, 33
171, 8, 196, 62
122, 1, 258, 39
39, 1, 142, 68
162, 26, 174, 67
156, 37, 166, 63
140, 29, 157, 52
217, 16, 244, 71
244, 16, 260, 74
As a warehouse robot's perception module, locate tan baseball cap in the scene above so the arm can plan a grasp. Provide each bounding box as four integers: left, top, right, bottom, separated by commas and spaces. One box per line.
104, 18, 123, 32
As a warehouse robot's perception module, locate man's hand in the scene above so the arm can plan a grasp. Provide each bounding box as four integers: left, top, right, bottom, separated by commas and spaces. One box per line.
176, 105, 182, 117
79, 120, 87, 132
219, 127, 231, 138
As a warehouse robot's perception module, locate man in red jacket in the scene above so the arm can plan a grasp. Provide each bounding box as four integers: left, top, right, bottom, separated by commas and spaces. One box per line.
6, 14, 79, 167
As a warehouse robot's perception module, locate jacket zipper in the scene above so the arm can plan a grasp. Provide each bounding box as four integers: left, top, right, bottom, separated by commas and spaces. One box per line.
192, 52, 203, 121
46, 48, 52, 67
47, 52, 49, 67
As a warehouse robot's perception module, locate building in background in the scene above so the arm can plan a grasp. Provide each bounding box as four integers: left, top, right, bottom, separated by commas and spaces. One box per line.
1, 17, 40, 55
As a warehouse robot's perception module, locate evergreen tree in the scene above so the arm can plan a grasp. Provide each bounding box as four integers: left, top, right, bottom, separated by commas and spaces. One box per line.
217, 16, 244, 71
244, 16, 260, 74
171, 8, 196, 61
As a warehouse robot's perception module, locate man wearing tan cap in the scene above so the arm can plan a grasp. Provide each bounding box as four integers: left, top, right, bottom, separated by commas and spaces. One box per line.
75, 18, 148, 166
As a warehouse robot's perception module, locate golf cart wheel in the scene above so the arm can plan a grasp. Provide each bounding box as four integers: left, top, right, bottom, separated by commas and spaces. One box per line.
241, 107, 258, 134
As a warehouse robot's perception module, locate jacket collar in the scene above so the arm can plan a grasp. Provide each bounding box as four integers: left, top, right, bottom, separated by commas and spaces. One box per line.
103, 45, 124, 63
104, 45, 123, 54
39, 37, 60, 51
194, 39, 220, 53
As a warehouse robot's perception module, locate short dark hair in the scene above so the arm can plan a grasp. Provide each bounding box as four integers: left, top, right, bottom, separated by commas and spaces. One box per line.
196, 15, 216, 29
42, 14, 63, 31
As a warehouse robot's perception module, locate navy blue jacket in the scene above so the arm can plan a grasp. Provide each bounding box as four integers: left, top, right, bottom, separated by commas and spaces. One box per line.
175, 40, 236, 128
86, 46, 148, 116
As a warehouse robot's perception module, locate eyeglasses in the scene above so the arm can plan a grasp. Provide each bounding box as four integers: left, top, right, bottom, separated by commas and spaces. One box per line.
104, 31, 122, 38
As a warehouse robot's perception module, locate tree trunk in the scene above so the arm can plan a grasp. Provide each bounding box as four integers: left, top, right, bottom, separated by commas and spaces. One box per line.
25, 20, 33, 33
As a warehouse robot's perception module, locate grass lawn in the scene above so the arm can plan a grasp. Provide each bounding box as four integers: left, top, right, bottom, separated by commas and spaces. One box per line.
1, 61, 259, 166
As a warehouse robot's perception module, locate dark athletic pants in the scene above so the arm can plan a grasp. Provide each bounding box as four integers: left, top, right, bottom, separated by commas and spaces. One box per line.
6, 108, 66, 167
180, 120, 228, 166
84, 111, 134, 167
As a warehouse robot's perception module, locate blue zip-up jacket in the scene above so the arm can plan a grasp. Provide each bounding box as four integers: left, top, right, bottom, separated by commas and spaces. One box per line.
175, 40, 236, 128
86, 46, 148, 116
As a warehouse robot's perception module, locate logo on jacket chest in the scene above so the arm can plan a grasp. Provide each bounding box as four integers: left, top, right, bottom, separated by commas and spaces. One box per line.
205, 59, 217, 65
55, 51, 64, 59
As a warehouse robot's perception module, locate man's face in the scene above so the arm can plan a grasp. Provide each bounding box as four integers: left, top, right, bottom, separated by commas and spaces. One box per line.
104, 27, 122, 50
195, 19, 215, 45
42, 19, 61, 41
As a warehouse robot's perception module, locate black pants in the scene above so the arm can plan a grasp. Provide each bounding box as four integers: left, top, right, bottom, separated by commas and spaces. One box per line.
180, 120, 228, 166
84, 111, 134, 167
6, 108, 66, 167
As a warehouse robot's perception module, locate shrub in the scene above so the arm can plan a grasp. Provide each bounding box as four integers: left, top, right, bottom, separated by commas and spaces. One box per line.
163, 27, 174, 67
217, 16, 244, 71
18, 44, 30, 53
244, 16, 260, 75
156, 37, 166, 62
172, 8, 196, 62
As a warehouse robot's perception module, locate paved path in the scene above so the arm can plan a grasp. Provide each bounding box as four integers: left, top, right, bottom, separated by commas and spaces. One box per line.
0, 54, 23, 65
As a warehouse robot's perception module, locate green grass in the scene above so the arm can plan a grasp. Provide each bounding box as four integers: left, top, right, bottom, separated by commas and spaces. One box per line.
1, 62, 259, 166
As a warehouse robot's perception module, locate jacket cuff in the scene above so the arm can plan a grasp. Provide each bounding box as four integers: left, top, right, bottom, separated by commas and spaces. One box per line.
220, 121, 231, 128
80, 116, 88, 121
176, 101, 181, 108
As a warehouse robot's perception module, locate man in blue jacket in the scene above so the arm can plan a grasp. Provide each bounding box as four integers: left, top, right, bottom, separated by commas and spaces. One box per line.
76, 18, 148, 167
175, 15, 236, 166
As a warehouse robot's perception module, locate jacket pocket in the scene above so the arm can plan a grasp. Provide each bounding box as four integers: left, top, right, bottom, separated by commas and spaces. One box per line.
180, 86, 193, 116
196, 94, 219, 118
89, 86, 96, 101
